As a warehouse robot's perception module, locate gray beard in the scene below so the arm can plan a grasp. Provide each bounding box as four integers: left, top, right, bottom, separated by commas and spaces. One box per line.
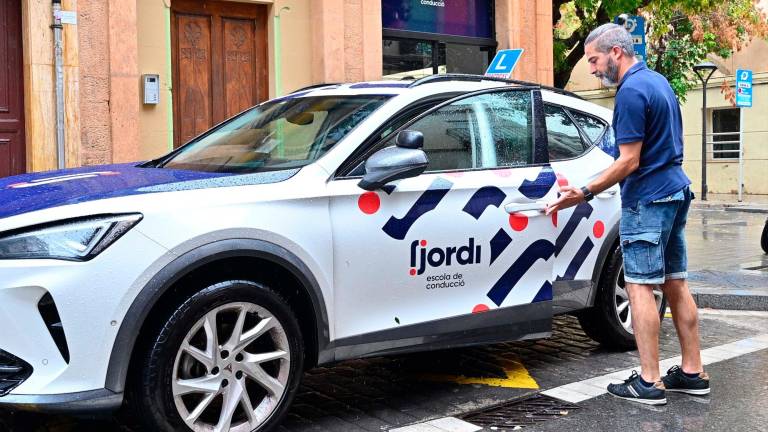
599, 58, 620, 87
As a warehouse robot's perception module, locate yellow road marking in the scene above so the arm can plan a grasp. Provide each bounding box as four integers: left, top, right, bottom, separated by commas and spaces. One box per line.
416, 358, 538, 389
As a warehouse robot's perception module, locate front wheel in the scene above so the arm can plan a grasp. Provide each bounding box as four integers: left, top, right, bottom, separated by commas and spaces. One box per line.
130, 280, 304, 432
761, 218, 768, 254
578, 244, 666, 350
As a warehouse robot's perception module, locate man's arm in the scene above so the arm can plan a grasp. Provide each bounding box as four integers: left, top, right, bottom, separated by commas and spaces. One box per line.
545, 140, 642, 214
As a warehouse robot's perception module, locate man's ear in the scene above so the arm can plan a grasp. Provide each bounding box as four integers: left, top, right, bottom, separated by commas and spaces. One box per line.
611, 45, 623, 60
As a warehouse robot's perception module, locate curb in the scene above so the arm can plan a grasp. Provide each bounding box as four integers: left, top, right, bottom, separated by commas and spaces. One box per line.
693, 292, 768, 311
691, 203, 768, 214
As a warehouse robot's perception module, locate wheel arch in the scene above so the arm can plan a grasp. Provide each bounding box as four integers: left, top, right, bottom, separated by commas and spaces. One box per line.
104, 238, 330, 394
588, 220, 621, 307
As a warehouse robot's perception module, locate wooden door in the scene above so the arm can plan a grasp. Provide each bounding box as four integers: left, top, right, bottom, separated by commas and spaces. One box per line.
171, 0, 268, 147
0, 0, 25, 177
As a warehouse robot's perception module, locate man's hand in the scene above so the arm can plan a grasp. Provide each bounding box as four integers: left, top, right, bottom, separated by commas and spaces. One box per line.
546, 185, 585, 215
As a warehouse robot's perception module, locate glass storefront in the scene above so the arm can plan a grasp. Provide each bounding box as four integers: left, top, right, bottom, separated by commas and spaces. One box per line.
381, 0, 495, 79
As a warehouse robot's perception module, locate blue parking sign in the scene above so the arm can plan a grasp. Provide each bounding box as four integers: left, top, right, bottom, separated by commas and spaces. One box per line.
485, 49, 523, 79
615, 15, 646, 62
736, 69, 752, 108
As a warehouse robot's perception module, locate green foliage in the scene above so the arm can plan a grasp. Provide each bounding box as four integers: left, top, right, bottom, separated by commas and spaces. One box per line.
553, 0, 768, 99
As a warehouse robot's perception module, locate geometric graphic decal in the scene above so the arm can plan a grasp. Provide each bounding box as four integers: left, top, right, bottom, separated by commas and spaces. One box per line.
462, 186, 507, 220
518, 166, 556, 199
556, 237, 595, 281
486, 239, 556, 306
532, 281, 553, 303
555, 202, 593, 256
382, 177, 453, 240
490, 228, 513, 265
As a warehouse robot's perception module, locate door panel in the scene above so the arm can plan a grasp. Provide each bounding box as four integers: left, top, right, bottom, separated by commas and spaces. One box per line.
0, 0, 25, 177
171, 0, 268, 147
328, 89, 557, 340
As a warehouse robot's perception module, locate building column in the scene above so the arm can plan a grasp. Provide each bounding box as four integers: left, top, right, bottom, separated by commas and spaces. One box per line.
495, 0, 553, 85
107, 0, 140, 163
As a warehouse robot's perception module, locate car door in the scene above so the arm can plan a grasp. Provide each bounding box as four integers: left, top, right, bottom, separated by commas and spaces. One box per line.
326, 87, 558, 346
543, 102, 621, 312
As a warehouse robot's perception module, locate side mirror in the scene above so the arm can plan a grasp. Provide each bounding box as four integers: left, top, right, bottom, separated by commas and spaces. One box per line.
396, 129, 424, 149
358, 140, 428, 191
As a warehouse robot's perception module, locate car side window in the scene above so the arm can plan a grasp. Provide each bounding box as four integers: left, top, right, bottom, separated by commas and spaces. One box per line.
569, 110, 607, 145
544, 104, 585, 161
382, 90, 533, 172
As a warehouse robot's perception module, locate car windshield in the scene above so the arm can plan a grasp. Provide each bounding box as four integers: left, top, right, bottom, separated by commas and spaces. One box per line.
159, 95, 392, 173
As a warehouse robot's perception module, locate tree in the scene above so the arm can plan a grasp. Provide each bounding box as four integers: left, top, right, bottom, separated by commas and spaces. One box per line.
553, 0, 768, 101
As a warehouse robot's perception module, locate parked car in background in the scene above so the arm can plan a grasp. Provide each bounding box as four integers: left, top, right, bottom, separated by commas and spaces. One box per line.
0, 75, 665, 432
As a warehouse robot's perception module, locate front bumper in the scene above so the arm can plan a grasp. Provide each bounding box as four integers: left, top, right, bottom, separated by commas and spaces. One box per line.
0, 388, 122, 413
0, 227, 167, 401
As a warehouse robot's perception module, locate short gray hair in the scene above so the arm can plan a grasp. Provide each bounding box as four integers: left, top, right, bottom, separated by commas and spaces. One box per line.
585, 23, 635, 57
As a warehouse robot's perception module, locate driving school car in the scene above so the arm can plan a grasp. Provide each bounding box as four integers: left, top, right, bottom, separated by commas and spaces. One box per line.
0, 74, 666, 432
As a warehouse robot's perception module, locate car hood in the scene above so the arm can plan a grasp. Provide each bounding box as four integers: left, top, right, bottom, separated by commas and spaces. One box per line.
0, 163, 300, 220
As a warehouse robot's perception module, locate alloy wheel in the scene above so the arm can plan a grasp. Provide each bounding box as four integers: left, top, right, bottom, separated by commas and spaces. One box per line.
171, 302, 291, 432
614, 264, 664, 334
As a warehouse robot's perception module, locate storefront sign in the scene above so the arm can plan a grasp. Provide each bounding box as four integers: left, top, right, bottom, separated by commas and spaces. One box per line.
382, 0, 493, 39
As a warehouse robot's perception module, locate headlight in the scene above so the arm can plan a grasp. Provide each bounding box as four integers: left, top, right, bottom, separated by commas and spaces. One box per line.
0, 214, 143, 261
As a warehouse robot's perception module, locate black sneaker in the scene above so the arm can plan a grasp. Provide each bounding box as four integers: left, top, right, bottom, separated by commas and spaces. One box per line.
662, 365, 710, 395
607, 371, 667, 405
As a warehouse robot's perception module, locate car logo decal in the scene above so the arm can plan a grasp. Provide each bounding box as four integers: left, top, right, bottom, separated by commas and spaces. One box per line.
489, 228, 512, 265
555, 202, 593, 256
462, 186, 506, 219
556, 237, 595, 281
486, 239, 555, 306
382, 177, 453, 240
518, 166, 556, 199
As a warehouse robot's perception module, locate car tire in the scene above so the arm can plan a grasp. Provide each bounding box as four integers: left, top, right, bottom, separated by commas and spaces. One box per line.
129, 280, 304, 432
577, 244, 666, 350
761, 218, 768, 254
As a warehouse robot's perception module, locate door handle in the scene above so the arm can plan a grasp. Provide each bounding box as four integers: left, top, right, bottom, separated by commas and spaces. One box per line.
596, 189, 617, 199
504, 201, 547, 215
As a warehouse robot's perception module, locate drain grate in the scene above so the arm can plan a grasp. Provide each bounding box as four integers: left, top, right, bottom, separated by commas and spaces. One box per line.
460, 394, 580, 429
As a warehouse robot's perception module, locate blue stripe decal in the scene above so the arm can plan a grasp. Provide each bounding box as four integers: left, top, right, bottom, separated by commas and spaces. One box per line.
532, 281, 553, 303
556, 237, 594, 281
382, 178, 453, 240
489, 228, 512, 265
486, 239, 555, 306
555, 202, 593, 256
382, 185, 397, 195
518, 166, 556, 199
462, 186, 506, 220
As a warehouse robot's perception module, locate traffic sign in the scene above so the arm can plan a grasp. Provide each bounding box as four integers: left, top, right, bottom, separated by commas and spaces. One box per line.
615, 15, 646, 62
485, 49, 524, 79
736, 69, 753, 108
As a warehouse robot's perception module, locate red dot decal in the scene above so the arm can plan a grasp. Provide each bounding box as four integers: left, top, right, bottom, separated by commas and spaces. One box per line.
410, 268, 417, 276
494, 169, 513, 177
420, 240, 427, 247
556, 173, 569, 186
551, 211, 558, 227
509, 213, 529, 231
593, 220, 605, 238
358, 192, 380, 214
446, 172, 464, 178
473, 304, 490, 314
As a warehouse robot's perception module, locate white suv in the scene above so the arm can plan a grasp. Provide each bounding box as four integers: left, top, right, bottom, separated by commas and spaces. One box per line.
0, 75, 665, 432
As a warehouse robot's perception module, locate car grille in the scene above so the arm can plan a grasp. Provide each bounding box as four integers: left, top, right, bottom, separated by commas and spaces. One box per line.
0, 350, 32, 397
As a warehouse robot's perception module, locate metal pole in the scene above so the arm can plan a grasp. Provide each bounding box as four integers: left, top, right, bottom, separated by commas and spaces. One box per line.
701, 78, 708, 201
52, 0, 66, 170
738, 108, 744, 202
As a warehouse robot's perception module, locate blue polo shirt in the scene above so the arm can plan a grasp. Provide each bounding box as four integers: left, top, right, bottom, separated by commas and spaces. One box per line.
613, 62, 690, 208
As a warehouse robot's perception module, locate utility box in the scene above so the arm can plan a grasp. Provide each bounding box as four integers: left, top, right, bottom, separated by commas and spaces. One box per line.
142, 74, 160, 105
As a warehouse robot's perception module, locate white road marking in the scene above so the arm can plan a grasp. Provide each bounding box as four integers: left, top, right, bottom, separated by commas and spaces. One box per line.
390, 417, 482, 432
542, 333, 768, 403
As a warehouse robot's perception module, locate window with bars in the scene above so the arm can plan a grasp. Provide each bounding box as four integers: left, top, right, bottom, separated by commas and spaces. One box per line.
712, 108, 740, 159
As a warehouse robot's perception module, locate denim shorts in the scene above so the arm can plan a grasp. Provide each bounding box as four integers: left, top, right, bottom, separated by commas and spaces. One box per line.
619, 186, 693, 285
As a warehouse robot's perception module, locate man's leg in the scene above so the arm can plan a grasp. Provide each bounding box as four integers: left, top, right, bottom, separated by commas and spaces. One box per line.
626, 282, 661, 382
662, 278, 702, 373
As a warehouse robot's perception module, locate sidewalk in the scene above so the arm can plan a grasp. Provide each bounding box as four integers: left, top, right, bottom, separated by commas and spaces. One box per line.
691, 192, 768, 214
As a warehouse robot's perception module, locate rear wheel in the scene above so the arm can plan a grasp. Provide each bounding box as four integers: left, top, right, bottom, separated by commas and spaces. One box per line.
761, 218, 768, 254
130, 280, 304, 432
578, 244, 666, 350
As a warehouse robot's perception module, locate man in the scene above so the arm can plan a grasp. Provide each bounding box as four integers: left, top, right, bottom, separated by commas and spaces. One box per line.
546, 23, 710, 405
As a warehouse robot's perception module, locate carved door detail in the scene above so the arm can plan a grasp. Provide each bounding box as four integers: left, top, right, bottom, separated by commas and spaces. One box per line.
171, 0, 268, 147
0, 0, 25, 177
